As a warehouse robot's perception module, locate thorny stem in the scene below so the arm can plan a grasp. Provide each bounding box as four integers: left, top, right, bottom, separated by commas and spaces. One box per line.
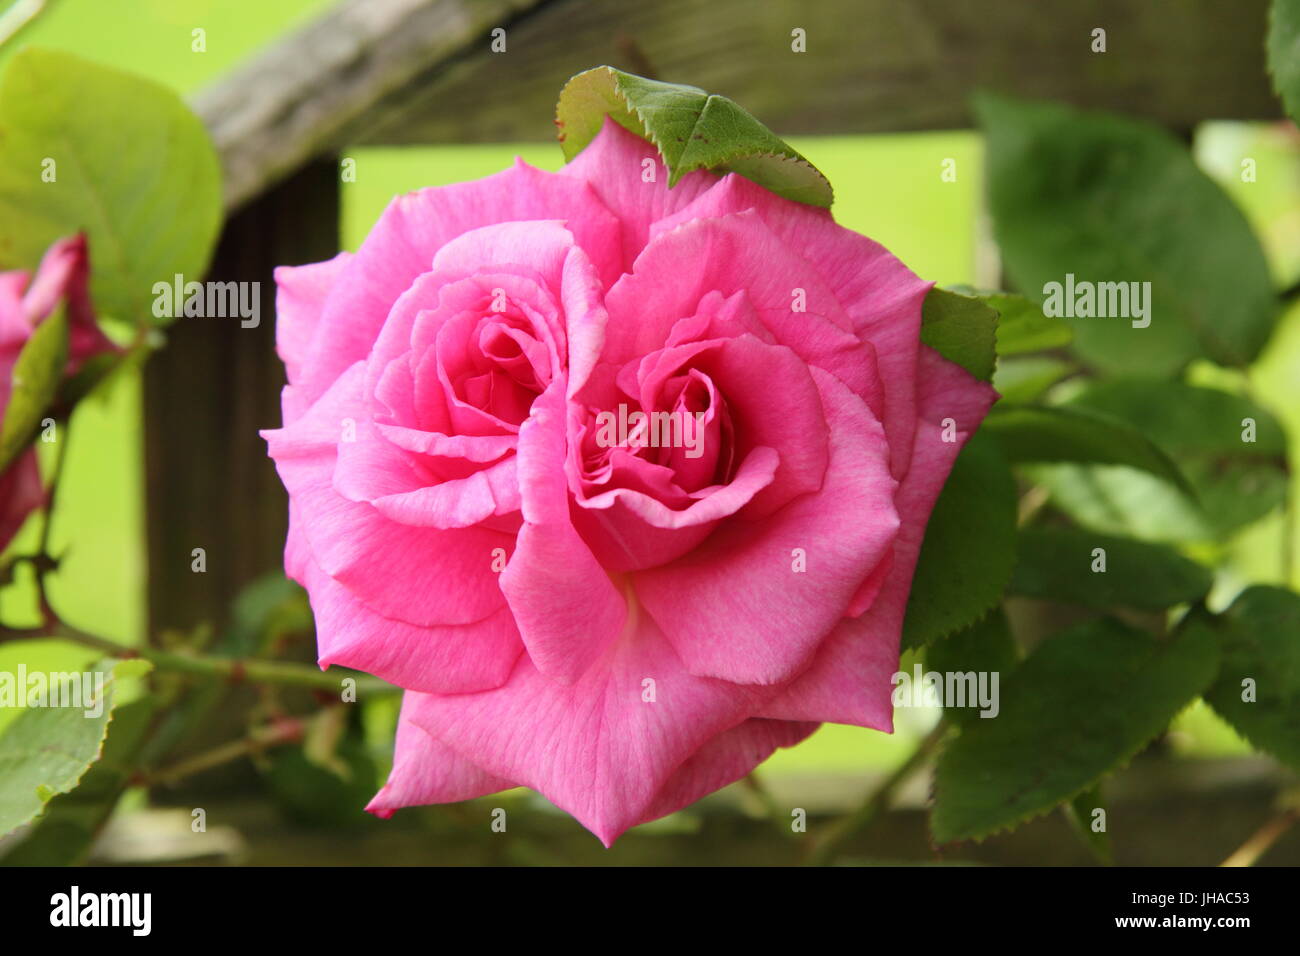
137, 717, 306, 788
34, 427, 69, 628
0, 620, 398, 696
804, 721, 950, 866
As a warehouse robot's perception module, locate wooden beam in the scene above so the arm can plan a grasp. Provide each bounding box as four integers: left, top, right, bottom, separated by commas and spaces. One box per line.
191, 0, 548, 211
194, 0, 1279, 212
361, 0, 1280, 146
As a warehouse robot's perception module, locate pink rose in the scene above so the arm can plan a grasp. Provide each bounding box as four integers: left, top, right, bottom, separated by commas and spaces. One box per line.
264, 120, 995, 845
0, 235, 111, 551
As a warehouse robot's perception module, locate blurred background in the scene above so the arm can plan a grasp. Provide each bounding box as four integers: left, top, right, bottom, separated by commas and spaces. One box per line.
0, 0, 1297, 865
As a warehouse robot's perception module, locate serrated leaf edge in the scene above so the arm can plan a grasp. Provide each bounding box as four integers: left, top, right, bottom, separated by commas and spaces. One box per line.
928, 621, 1219, 844
555, 66, 833, 206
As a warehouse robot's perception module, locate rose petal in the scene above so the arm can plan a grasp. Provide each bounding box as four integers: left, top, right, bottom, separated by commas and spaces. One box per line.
432, 220, 574, 304
651, 174, 930, 477
759, 347, 998, 727
274, 252, 352, 387
297, 162, 622, 409
367, 697, 514, 816
263, 363, 512, 626
22, 235, 93, 329
499, 384, 626, 682
405, 607, 774, 847
562, 246, 610, 397
334, 412, 522, 529
572, 445, 777, 571
636, 718, 819, 827
604, 210, 877, 400
558, 117, 718, 271
18, 235, 115, 372
304, 551, 523, 693
634, 367, 899, 686
0, 450, 43, 552
376, 423, 517, 463
631, 333, 830, 518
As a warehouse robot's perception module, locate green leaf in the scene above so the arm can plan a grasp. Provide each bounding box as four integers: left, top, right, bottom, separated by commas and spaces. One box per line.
219, 572, 312, 657
56, 351, 118, 410
1268, 0, 1300, 126
902, 433, 1018, 649
0, 697, 156, 866
0, 309, 67, 473
1033, 381, 1288, 542
1009, 527, 1212, 610
263, 732, 379, 831
1042, 471, 1154, 543
1063, 784, 1112, 865
924, 609, 1019, 727
0, 47, 221, 326
981, 405, 1190, 493
556, 65, 832, 207
920, 287, 998, 381
931, 616, 1219, 843
988, 292, 1074, 356
992, 356, 1071, 405
976, 93, 1275, 375
0, 657, 151, 836
948, 287, 1073, 356
1204, 586, 1300, 771
1065, 380, 1287, 457
0, 640, 99, 737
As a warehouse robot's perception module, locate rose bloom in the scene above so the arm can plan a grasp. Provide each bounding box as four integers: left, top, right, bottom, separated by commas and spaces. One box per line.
0, 236, 112, 551
264, 119, 995, 845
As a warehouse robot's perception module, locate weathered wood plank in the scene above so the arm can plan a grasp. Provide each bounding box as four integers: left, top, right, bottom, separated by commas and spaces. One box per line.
140, 161, 343, 794
364, 0, 1279, 145
197, 0, 1278, 211
192, 0, 548, 211
143, 161, 339, 639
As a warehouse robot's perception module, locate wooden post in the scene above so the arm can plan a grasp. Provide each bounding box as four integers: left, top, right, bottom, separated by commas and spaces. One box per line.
143, 160, 339, 639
